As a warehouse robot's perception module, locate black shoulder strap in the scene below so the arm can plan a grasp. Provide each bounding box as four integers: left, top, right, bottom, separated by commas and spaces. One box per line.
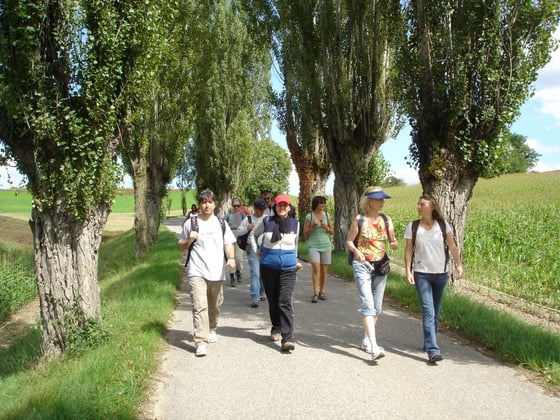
437, 219, 449, 269
411, 219, 420, 249
218, 216, 226, 235
184, 216, 199, 267
191, 215, 199, 232
410, 220, 420, 271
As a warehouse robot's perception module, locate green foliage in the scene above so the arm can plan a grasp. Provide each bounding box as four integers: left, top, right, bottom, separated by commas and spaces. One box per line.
65, 314, 110, 355
501, 132, 541, 174
359, 152, 392, 188
188, 0, 272, 202
399, 1, 559, 181
241, 139, 291, 201
383, 175, 406, 187
0, 0, 130, 219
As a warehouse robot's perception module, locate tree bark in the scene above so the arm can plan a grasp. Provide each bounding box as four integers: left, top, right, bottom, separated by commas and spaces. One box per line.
30, 205, 109, 358
132, 153, 165, 257
419, 149, 476, 279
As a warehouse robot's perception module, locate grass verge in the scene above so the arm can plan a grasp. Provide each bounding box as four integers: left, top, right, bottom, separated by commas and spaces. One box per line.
0, 228, 182, 418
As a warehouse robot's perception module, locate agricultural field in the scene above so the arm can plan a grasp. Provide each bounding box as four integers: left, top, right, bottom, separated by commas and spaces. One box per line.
384, 171, 559, 310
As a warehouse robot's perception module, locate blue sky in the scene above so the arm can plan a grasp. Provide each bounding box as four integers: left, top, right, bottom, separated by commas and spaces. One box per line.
1, 31, 558, 191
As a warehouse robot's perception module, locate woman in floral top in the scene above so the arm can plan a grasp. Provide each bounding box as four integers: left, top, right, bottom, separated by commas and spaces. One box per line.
346, 186, 398, 361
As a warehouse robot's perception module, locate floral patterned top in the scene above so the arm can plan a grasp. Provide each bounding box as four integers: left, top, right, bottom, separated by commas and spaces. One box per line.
357, 217, 388, 262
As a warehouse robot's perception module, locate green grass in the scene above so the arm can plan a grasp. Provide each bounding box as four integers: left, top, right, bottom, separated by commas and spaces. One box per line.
0, 228, 182, 418
0, 245, 35, 322
0, 188, 197, 215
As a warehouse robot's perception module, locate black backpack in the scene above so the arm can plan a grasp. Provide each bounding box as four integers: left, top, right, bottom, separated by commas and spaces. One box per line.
236, 216, 252, 251
184, 215, 227, 267
347, 213, 389, 265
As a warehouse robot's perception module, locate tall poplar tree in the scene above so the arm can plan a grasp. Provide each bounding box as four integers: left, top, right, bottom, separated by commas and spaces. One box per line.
188, 0, 272, 208
399, 0, 559, 254
305, 0, 403, 249
118, 2, 189, 256
0, 1, 128, 357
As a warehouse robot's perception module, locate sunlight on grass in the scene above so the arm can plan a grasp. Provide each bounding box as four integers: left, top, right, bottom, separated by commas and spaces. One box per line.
0, 228, 182, 418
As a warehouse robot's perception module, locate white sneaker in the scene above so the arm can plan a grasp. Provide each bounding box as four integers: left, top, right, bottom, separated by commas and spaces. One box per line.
195, 344, 208, 357
209, 330, 218, 343
361, 336, 372, 354
372, 346, 386, 361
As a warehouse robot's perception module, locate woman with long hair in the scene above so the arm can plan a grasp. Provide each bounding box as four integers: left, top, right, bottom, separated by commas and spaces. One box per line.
404, 194, 464, 363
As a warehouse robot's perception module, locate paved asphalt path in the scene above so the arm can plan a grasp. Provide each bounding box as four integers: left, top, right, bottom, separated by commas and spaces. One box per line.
147, 218, 560, 419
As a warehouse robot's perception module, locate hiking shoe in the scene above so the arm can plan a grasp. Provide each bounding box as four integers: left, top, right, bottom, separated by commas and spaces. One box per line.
208, 330, 218, 343
195, 344, 208, 357
269, 333, 281, 342
250, 301, 259, 308
428, 353, 443, 363
281, 341, 295, 352
372, 347, 386, 361
361, 336, 372, 354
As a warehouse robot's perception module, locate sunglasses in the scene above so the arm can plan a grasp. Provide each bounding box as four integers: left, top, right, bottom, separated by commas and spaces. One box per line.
233, 205, 241, 208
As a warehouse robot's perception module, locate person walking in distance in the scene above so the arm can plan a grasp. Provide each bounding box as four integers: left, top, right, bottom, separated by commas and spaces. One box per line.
404, 194, 464, 363
236, 198, 268, 308
250, 194, 303, 352
303, 195, 334, 303
226, 197, 246, 286
178, 189, 237, 357
260, 189, 275, 217
346, 186, 398, 361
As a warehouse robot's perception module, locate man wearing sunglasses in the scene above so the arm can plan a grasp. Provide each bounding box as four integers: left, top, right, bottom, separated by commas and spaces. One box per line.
226, 197, 245, 286
260, 189, 275, 217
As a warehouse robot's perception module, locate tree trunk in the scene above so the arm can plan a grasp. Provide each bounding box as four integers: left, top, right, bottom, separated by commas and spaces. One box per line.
332, 171, 362, 252
132, 154, 164, 257
419, 149, 477, 280
30, 205, 109, 358
133, 156, 150, 257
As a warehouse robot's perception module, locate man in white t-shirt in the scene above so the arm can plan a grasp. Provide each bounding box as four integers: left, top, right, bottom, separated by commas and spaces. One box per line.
179, 189, 236, 357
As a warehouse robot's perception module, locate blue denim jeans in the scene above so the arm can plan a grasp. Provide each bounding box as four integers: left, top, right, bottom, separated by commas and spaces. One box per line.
246, 248, 264, 302
352, 261, 387, 316
414, 271, 448, 356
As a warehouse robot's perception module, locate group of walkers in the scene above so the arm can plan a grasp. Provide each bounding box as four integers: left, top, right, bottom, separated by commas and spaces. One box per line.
178, 186, 464, 363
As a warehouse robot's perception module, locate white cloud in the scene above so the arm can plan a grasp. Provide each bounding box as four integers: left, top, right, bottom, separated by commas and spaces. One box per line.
532, 29, 560, 124
533, 160, 560, 173
0, 164, 27, 189
392, 167, 420, 185
533, 87, 560, 125
526, 138, 560, 155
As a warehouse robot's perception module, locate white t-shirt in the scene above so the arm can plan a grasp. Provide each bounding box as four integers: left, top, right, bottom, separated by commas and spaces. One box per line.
404, 220, 451, 274
181, 215, 236, 281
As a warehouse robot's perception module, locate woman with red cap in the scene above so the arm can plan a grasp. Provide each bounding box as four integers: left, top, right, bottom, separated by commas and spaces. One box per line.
250, 194, 303, 352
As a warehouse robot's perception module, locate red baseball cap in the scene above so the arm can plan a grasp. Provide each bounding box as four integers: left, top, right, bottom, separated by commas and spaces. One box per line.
273, 194, 292, 205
